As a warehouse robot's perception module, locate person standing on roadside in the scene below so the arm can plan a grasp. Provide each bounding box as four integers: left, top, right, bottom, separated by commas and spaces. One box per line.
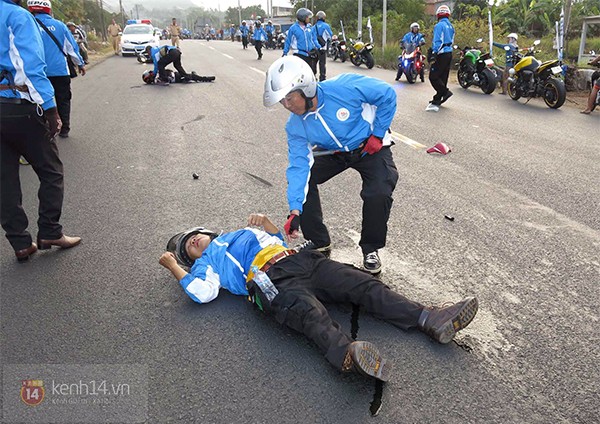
107, 18, 121, 55
169, 18, 181, 48
313, 11, 333, 82
240, 20, 249, 49
29, 0, 85, 139
253, 20, 267, 60
283, 8, 319, 75
1, 0, 82, 262
426, 5, 454, 112
67, 22, 88, 64
492, 33, 519, 95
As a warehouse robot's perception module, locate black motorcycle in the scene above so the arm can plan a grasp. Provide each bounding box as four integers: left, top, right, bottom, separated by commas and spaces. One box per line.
328, 35, 347, 62
454, 38, 498, 94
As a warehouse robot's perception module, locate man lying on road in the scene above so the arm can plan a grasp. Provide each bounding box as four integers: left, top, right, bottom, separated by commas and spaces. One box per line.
159, 213, 478, 382
142, 69, 215, 84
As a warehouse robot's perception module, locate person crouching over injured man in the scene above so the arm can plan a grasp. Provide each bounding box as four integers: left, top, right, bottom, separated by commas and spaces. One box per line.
142, 70, 215, 84
159, 213, 479, 382
144, 45, 197, 86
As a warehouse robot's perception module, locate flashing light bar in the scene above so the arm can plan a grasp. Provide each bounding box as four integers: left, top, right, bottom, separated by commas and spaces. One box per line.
127, 19, 152, 25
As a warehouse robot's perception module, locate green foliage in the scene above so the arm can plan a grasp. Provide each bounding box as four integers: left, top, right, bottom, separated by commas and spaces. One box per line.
224, 5, 267, 25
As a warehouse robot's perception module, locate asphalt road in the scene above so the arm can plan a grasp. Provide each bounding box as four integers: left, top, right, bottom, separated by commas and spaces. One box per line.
1, 40, 598, 423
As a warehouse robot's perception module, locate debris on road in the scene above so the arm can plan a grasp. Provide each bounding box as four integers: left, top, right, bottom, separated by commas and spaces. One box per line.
426, 142, 451, 155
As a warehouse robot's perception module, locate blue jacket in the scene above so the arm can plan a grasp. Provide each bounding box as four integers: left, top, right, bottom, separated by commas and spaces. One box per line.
285, 74, 397, 212
180, 228, 286, 304
283, 22, 318, 57
493, 41, 519, 67
253, 27, 267, 42
0, 0, 55, 110
314, 20, 333, 51
402, 31, 425, 49
265, 24, 274, 35
240, 25, 249, 36
33, 13, 84, 77
432, 18, 454, 54
149, 45, 178, 74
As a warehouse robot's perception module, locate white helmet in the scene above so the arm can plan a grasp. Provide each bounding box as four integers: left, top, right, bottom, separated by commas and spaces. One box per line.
27, 0, 52, 14
410, 22, 420, 30
316, 11, 326, 20
263, 56, 316, 107
436, 5, 451, 18
507, 33, 518, 41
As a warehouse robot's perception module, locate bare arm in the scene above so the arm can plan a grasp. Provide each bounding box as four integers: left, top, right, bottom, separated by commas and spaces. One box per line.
247, 213, 279, 234
159, 252, 188, 281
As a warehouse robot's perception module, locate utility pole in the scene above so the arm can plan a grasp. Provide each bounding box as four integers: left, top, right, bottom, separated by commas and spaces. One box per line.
98, 0, 107, 41
382, 0, 387, 52
238, 0, 242, 26
357, 0, 363, 39
119, 0, 125, 28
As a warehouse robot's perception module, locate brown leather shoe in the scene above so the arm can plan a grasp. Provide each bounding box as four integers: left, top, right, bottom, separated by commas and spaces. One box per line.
15, 243, 38, 262
37, 235, 81, 250
341, 341, 391, 382
418, 297, 478, 344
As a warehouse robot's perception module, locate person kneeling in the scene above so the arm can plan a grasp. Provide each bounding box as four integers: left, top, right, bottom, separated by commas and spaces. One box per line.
159, 213, 479, 382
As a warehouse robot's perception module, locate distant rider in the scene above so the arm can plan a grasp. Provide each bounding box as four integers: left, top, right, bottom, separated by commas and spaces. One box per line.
396, 22, 426, 81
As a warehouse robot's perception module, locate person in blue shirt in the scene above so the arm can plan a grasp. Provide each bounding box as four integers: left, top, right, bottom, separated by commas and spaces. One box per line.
253, 20, 267, 60
144, 45, 190, 86
263, 56, 397, 274
1, 0, 81, 262
427, 5, 455, 112
230, 24, 236, 42
159, 213, 479, 383
397, 22, 426, 82
283, 8, 319, 75
313, 11, 333, 82
264, 20, 275, 47
29, 0, 86, 138
492, 33, 519, 95
240, 20, 249, 49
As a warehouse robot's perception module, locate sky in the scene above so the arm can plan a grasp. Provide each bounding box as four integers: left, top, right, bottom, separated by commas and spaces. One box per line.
191, 0, 293, 12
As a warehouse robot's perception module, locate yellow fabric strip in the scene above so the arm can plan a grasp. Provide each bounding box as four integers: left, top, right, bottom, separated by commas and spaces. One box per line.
246, 244, 289, 282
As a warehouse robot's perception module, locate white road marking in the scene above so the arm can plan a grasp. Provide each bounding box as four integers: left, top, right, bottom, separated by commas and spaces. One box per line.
207, 46, 215, 50
250, 67, 265, 75
222, 53, 234, 59
390, 130, 427, 149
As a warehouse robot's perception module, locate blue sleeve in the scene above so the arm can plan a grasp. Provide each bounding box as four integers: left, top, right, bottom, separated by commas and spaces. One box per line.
283, 26, 293, 55
492, 41, 506, 49
353, 76, 397, 138
401, 33, 410, 45
325, 23, 333, 38
432, 23, 442, 52
285, 116, 313, 212
151, 48, 159, 74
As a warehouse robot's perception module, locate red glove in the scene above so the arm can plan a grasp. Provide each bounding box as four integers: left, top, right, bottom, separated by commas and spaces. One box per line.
361, 135, 383, 156
283, 213, 300, 241
44, 107, 62, 138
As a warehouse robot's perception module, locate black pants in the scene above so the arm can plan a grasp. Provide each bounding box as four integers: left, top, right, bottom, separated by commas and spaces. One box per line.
294, 53, 317, 75
242, 35, 248, 49
429, 52, 453, 105
267, 250, 423, 369
48, 76, 71, 135
254, 40, 263, 58
157, 49, 188, 81
316, 49, 327, 81
0, 101, 64, 251
301, 147, 398, 255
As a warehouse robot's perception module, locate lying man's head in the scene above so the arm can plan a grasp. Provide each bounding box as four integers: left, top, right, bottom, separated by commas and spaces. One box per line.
167, 227, 219, 266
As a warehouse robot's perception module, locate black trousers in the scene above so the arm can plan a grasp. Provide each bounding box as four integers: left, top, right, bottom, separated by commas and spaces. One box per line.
48, 76, 71, 134
316, 49, 327, 81
429, 52, 453, 105
158, 49, 188, 81
242, 35, 248, 49
300, 146, 398, 254
267, 250, 424, 369
254, 40, 263, 58
293, 53, 317, 75
0, 101, 64, 250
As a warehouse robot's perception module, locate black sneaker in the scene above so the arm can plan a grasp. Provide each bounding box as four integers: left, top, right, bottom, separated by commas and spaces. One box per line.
363, 251, 381, 274
294, 240, 332, 258
440, 89, 453, 104
58, 131, 69, 138
418, 297, 478, 344
341, 341, 391, 382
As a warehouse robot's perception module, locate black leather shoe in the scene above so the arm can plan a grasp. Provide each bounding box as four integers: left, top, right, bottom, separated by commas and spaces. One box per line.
363, 251, 381, 274
341, 341, 391, 382
418, 297, 478, 344
15, 243, 37, 262
440, 90, 453, 104
58, 131, 69, 138
37, 235, 81, 250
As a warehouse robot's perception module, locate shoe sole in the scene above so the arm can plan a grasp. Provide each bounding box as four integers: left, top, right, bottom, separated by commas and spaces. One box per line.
353, 342, 391, 382
435, 297, 479, 344
364, 264, 382, 274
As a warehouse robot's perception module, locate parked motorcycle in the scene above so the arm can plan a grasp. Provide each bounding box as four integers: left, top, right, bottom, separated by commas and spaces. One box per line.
265, 33, 276, 49
506, 40, 566, 109
396, 41, 425, 83
328, 34, 347, 62
454, 38, 498, 94
348, 38, 375, 69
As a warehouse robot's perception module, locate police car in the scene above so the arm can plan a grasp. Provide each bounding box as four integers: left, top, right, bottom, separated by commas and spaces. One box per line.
120, 19, 160, 56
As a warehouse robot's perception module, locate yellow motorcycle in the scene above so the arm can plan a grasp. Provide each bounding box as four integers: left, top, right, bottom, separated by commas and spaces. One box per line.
348, 38, 375, 69
506, 40, 566, 109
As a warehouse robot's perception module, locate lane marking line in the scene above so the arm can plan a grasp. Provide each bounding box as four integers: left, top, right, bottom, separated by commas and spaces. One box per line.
207, 46, 215, 50
390, 130, 426, 149
222, 53, 234, 59
250, 67, 265, 75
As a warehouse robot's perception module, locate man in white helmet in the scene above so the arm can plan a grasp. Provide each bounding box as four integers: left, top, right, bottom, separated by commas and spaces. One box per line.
426, 5, 455, 112
263, 56, 398, 275
397, 22, 426, 82
492, 33, 519, 95
313, 11, 333, 81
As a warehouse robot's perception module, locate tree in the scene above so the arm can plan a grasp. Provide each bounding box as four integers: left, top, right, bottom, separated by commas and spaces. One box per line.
224, 5, 266, 25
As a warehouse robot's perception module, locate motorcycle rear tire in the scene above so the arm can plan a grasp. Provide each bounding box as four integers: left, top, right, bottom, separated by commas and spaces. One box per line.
351, 53, 362, 67
364, 51, 375, 69
507, 79, 520, 100
543, 78, 566, 109
480, 68, 496, 94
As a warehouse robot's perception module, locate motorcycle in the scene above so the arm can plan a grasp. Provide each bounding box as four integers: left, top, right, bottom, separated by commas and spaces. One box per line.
265, 33, 276, 49
348, 38, 375, 69
454, 38, 498, 94
328, 35, 347, 62
276, 32, 286, 49
137, 51, 152, 64
396, 41, 425, 83
506, 40, 566, 109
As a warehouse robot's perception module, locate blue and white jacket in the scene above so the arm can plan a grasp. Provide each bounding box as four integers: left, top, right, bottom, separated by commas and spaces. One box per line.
240, 24, 249, 37
285, 74, 397, 212
180, 228, 286, 304
432, 17, 454, 54
401, 32, 425, 49
253, 27, 267, 42
265, 24, 274, 35
149, 45, 178, 75
33, 13, 84, 77
283, 22, 318, 57
0, 0, 55, 109
314, 20, 333, 51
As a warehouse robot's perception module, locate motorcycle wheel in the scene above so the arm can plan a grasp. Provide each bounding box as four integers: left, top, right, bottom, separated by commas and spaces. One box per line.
340, 53, 347, 63
480, 68, 496, 95
457, 70, 470, 89
543, 78, 566, 109
406, 64, 416, 84
350, 53, 362, 67
364, 52, 375, 69
507, 79, 520, 101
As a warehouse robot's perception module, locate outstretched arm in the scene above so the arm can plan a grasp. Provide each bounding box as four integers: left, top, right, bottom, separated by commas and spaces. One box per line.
159, 252, 188, 281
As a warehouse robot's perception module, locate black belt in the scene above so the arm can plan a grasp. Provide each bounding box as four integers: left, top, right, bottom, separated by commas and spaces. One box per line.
0, 97, 33, 105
